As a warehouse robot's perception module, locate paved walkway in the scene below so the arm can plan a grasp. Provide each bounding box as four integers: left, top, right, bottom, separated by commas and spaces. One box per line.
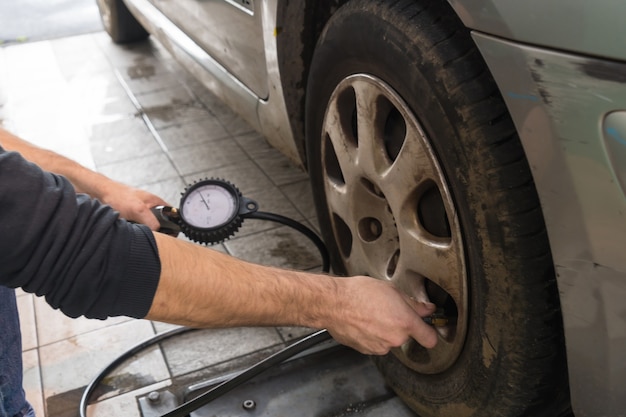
1, 32, 322, 417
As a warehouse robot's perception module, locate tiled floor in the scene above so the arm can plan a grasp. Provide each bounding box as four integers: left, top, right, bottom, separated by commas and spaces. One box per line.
1, 32, 323, 417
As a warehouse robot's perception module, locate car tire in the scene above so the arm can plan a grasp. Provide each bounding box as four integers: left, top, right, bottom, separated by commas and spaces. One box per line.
96, 0, 149, 44
305, 1, 571, 416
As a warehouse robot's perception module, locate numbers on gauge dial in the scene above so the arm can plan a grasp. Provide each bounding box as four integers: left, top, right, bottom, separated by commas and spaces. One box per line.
181, 184, 237, 229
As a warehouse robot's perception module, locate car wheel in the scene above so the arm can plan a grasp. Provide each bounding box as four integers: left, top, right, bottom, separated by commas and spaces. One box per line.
96, 0, 149, 44
305, 1, 570, 416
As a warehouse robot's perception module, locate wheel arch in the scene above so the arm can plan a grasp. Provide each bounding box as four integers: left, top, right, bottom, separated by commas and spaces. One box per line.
275, 0, 352, 170
274, 0, 530, 171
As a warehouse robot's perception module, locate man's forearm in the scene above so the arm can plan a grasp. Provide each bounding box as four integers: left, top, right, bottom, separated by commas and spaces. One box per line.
146, 232, 334, 329
147, 233, 439, 355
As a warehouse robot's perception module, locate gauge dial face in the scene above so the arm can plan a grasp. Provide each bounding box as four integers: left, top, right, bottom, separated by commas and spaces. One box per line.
181, 183, 238, 229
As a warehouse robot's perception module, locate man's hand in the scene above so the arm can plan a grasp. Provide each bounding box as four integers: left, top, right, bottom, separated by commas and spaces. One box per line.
97, 181, 170, 231
324, 277, 438, 355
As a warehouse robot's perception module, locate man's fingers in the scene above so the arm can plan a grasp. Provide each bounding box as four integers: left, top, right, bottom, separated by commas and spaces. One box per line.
412, 299, 437, 316
410, 320, 439, 349
401, 296, 439, 349
401, 293, 437, 316
110, 188, 172, 231
139, 208, 162, 231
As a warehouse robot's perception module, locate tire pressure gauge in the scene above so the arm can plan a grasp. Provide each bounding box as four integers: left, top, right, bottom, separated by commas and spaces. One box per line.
179, 178, 257, 244
153, 178, 258, 245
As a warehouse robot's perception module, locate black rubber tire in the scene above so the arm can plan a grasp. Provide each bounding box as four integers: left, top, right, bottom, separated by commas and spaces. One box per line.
305, 1, 571, 416
96, 0, 149, 44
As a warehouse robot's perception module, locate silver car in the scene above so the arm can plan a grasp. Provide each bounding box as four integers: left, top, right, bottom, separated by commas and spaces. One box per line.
96, 1, 626, 416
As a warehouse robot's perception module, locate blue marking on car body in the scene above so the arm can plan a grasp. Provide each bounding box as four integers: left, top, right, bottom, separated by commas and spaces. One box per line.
507, 92, 540, 102
606, 127, 626, 147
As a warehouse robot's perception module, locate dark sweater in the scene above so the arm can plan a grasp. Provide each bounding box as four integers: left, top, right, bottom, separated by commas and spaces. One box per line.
0, 146, 161, 319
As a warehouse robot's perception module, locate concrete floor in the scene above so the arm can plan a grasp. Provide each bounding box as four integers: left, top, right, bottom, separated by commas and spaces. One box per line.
1, 32, 324, 417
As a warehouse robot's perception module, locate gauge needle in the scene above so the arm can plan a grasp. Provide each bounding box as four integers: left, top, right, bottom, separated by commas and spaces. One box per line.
199, 192, 210, 211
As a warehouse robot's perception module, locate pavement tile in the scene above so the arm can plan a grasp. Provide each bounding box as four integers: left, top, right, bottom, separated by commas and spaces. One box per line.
233, 131, 278, 160
134, 85, 212, 129
89, 117, 162, 165
160, 327, 283, 376
33, 296, 131, 347
39, 320, 168, 397
243, 185, 303, 217
22, 349, 44, 417
188, 85, 239, 119
123, 70, 183, 96
212, 108, 256, 136
233, 133, 308, 184
168, 138, 249, 176
224, 223, 323, 271
157, 117, 230, 150
152, 322, 184, 335
16, 293, 37, 351
116, 50, 179, 79
182, 159, 273, 195
96, 152, 180, 186
253, 151, 309, 187
280, 179, 318, 220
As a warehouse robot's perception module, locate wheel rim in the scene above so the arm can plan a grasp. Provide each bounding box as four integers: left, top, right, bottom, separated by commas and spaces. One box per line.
320, 74, 468, 374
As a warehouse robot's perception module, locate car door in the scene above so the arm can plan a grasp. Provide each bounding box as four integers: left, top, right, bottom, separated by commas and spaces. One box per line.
149, 0, 269, 99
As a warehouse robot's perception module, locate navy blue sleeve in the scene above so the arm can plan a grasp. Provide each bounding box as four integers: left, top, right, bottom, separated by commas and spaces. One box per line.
0, 147, 161, 319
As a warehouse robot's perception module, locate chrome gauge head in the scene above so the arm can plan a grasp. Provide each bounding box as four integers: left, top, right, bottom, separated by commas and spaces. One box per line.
178, 178, 258, 244
181, 182, 237, 229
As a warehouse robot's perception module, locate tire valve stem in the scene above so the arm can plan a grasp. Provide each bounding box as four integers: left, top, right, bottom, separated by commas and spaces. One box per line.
423, 309, 448, 327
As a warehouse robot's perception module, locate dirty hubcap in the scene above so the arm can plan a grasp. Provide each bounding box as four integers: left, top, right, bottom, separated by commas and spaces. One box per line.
320, 74, 468, 374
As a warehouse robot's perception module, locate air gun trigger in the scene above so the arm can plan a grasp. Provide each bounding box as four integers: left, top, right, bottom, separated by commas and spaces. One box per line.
150, 206, 181, 237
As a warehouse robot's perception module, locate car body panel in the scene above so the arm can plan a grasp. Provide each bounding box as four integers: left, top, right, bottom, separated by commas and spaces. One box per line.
473, 32, 626, 416
449, 0, 626, 61
123, 0, 301, 164
147, 0, 269, 98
